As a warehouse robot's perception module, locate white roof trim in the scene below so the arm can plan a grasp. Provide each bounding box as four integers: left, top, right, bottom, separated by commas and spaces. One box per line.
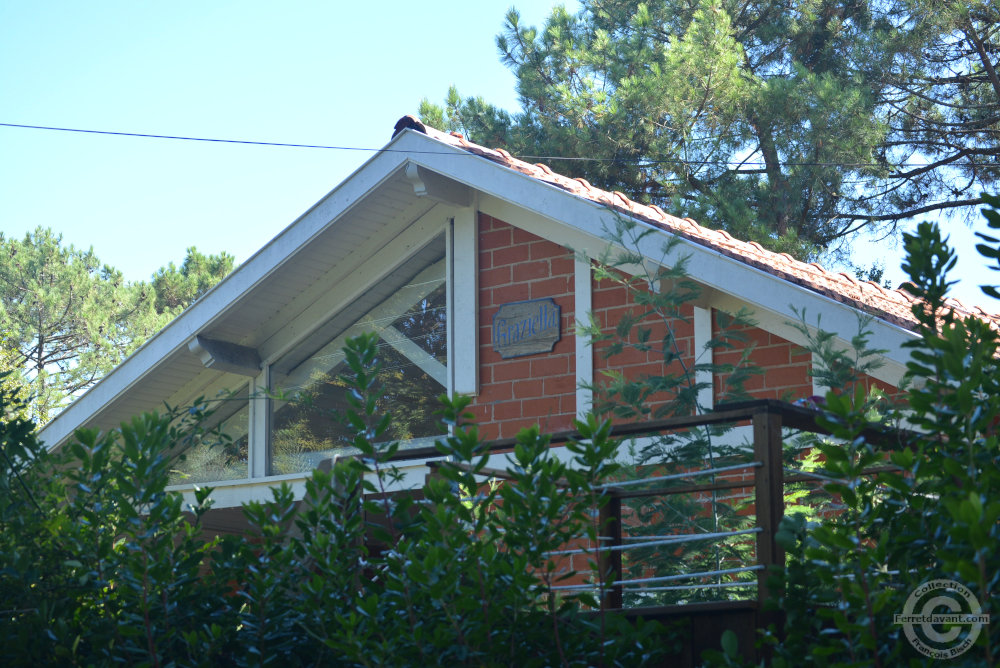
40, 128, 916, 448
396, 132, 918, 359
39, 135, 420, 448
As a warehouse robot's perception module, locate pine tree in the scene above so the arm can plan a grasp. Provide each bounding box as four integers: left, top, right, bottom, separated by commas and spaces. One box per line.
420, 0, 998, 260
0, 337, 29, 423
151, 246, 235, 314
0, 232, 236, 422
0, 228, 163, 421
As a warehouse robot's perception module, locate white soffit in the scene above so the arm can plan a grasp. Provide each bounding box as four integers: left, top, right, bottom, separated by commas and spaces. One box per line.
39, 137, 432, 448
40, 128, 916, 448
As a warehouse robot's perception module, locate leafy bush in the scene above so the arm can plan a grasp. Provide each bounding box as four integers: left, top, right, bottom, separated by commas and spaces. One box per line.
740, 197, 1000, 666
0, 333, 666, 666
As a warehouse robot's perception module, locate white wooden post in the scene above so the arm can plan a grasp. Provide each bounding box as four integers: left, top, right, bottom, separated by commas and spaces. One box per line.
694, 305, 714, 412
575, 256, 593, 419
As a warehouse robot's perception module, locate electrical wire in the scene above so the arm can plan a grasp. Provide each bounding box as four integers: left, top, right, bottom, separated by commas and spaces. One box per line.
1, 121, 996, 171
0, 122, 382, 152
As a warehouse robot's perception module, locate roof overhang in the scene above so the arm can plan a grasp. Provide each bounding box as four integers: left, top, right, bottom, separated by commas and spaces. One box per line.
394, 130, 917, 374
39, 128, 915, 447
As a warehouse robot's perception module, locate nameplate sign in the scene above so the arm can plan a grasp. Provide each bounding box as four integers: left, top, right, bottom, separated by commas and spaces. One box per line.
492, 298, 561, 359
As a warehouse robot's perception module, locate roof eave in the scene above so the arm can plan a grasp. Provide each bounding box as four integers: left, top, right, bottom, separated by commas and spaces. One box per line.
38, 131, 430, 448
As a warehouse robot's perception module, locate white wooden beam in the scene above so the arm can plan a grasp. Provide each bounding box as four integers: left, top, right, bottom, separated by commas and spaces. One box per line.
250, 368, 269, 478
480, 189, 912, 389
693, 306, 714, 412
259, 206, 450, 363
411, 140, 919, 370
277, 259, 446, 391
574, 256, 593, 419
188, 336, 261, 377
379, 325, 448, 386
250, 195, 439, 351
479, 195, 647, 277
39, 142, 420, 449
405, 163, 472, 206
451, 206, 479, 395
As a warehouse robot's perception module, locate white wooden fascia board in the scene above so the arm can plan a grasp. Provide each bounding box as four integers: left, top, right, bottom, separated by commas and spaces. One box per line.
377, 134, 635, 265
400, 132, 921, 370
402, 137, 629, 257
169, 459, 440, 508
479, 195, 609, 260
477, 194, 916, 374
40, 143, 419, 448
708, 291, 908, 387
405, 133, 917, 392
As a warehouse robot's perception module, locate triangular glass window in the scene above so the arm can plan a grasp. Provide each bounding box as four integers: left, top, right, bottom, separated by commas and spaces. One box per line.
269, 235, 447, 474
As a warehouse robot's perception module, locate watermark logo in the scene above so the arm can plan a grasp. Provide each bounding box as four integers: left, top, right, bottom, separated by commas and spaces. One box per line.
894, 579, 989, 659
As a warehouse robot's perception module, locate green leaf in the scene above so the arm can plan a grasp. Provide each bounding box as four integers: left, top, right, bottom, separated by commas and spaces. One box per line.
720, 629, 739, 657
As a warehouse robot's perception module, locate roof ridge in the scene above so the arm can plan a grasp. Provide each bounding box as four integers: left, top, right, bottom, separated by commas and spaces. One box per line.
401, 116, 999, 333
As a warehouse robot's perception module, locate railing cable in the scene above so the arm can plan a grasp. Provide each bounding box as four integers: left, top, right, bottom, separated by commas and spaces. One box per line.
596, 462, 761, 490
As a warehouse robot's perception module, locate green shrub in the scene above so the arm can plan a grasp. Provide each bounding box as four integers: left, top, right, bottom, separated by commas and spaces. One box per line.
0, 333, 666, 666
752, 197, 1000, 666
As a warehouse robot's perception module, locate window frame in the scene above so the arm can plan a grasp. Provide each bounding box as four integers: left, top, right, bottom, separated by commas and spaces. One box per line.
168, 206, 480, 494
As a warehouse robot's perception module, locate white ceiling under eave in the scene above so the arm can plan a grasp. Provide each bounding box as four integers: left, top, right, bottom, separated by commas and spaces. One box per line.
38, 138, 461, 449
39, 127, 917, 449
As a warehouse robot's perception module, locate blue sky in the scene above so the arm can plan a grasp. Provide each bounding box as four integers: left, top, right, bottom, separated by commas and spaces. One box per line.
1, 0, 995, 309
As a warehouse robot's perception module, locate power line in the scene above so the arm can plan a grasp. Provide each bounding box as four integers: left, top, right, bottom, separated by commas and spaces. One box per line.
0, 122, 384, 152
1, 121, 996, 171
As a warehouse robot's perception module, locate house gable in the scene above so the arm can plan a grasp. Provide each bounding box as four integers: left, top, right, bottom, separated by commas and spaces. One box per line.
38, 117, 990, 507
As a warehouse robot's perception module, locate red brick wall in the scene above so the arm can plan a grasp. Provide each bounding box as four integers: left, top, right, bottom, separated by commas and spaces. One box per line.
472, 214, 577, 440
471, 213, 900, 438
713, 318, 814, 403
712, 318, 901, 404
591, 268, 695, 419
464, 213, 907, 590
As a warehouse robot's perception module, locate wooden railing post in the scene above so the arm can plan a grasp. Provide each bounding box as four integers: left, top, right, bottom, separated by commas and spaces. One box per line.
753, 408, 785, 610
424, 460, 444, 488
599, 492, 623, 609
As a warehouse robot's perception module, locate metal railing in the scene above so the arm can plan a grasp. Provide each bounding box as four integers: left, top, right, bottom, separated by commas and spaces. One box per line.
400, 398, 904, 615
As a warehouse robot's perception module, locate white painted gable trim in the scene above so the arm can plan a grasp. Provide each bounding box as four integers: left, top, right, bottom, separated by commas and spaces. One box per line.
396, 131, 917, 371
574, 255, 593, 419
39, 137, 420, 448
40, 128, 917, 449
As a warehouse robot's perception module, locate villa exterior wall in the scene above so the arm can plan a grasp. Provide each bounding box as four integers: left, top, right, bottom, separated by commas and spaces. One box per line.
471, 213, 901, 441
471, 213, 578, 440
714, 319, 813, 404
591, 267, 696, 419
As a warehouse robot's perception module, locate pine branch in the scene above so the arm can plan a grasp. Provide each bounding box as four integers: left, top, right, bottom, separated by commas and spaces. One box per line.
832, 197, 985, 222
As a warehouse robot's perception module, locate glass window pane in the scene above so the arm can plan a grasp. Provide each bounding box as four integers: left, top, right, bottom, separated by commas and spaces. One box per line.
169, 390, 249, 484
270, 239, 448, 475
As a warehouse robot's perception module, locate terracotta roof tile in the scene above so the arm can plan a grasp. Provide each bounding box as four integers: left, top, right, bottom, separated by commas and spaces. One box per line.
402, 116, 1000, 334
